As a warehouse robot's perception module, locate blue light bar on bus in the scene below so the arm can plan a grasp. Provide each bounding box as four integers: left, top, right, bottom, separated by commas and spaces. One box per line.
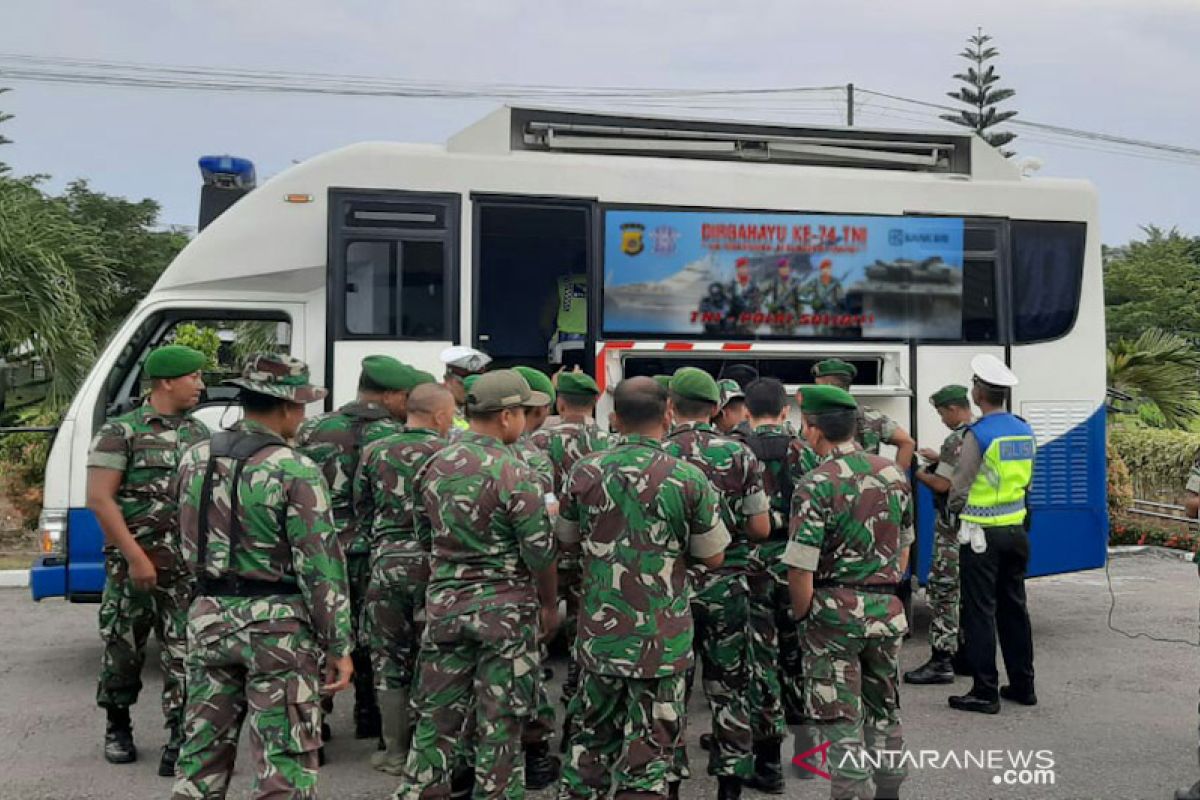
198, 155, 256, 189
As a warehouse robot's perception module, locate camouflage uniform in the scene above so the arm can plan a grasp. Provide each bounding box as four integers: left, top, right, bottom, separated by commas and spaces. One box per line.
784, 441, 913, 800
89, 403, 211, 740
398, 430, 556, 800
737, 423, 821, 739
296, 402, 404, 717
663, 421, 768, 779
855, 407, 900, 456
353, 428, 444, 694
928, 423, 969, 654
556, 434, 731, 800
171, 419, 353, 800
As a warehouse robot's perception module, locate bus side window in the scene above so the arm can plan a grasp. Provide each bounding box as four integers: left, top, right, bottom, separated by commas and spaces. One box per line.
1011, 221, 1086, 343
962, 258, 998, 342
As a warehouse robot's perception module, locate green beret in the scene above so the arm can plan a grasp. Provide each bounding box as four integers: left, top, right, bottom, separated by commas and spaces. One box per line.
410, 369, 437, 387
812, 358, 857, 379
670, 367, 720, 405
144, 345, 207, 379
514, 366, 556, 406
463, 374, 480, 393
362, 355, 412, 391
930, 384, 970, 408
558, 372, 599, 397
653, 375, 673, 390
799, 384, 858, 414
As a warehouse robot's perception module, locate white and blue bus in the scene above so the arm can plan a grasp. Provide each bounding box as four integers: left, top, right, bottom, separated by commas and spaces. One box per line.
30, 107, 1106, 600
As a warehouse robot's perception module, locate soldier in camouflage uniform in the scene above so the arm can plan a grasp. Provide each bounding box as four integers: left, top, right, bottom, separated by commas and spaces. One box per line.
811, 359, 915, 469
557, 376, 731, 800
296, 355, 419, 739
398, 370, 559, 800
171, 355, 354, 800
354, 384, 458, 774
784, 385, 912, 800
905, 385, 974, 686
87, 345, 212, 774
528, 371, 613, 727
736, 377, 820, 793
712, 379, 750, 436
663, 369, 770, 800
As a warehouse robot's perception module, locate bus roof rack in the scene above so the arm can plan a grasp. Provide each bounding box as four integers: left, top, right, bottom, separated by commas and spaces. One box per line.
450, 106, 978, 175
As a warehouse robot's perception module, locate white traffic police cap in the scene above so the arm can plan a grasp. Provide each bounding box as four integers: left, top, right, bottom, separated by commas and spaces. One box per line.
970, 353, 1019, 388
439, 345, 491, 374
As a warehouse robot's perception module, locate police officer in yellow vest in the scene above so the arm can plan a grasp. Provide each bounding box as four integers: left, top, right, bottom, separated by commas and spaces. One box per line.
440, 345, 491, 432
947, 354, 1037, 715
546, 274, 587, 366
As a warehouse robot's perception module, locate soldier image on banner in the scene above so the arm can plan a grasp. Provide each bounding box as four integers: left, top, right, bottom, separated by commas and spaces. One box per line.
784, 385, 912, 800
296, 355, 424, 742
528, 370, 614, 739
811, 359, 915, 469
170, 355, 354, 800
353, 383, 458, 775
86, 344, 212, 775
663, 368, 771, 800
556, 376, 731, 800
905, 384, 975, 686
736, 377, 821, 794
397, 370, 559, 800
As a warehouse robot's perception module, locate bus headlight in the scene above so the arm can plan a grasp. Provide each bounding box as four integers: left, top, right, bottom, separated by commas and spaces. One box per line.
38, 509, 66, 556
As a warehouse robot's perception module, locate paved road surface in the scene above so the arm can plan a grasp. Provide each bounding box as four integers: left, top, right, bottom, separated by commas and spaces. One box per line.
0, 552, 1196, 799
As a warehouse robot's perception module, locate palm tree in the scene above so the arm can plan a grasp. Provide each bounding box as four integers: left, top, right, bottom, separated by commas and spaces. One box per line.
1107, 328, 1200, 429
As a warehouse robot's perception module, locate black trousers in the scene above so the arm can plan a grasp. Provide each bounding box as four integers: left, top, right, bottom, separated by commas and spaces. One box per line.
960, 525, 1035, 700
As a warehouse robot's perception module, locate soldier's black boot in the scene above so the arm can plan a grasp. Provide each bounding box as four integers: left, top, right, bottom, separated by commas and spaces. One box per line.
561, 657, 581, 707
353, 650, 381, 739
1176, 779, 1200, 800
524, 741, 561, 790
103, 707, 137, 764
717, 775, 743, 800
667, 780, 681, 799
903, 648, 955, 685
560, 714, 575, 754
157, 722, 181, 777
450, 767, 476, 800
748, 738, 785, 794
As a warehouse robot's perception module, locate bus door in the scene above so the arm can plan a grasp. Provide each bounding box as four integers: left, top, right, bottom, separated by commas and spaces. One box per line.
471, 196, 595, 371
326, 190, 460, 407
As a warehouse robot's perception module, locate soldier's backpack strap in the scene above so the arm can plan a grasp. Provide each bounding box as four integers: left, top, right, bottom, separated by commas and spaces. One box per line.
742, 430, 796, 538
196, 430, 293, 596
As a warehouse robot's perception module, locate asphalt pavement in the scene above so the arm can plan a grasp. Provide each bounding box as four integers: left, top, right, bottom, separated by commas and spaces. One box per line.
0, 551, 1196, 800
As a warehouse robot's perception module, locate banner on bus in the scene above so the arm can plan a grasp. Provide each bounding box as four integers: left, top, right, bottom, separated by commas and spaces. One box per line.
602, 209, 965, 339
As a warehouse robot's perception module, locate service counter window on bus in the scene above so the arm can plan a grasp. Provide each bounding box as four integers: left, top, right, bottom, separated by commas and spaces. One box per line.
600, 208, 996, 342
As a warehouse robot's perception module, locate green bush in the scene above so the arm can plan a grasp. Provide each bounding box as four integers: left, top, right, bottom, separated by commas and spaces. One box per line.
1107, 441, 1133, 516
1109, 511, 1200, 555
0, 405, 56, 529
1108, 425, 1200, 502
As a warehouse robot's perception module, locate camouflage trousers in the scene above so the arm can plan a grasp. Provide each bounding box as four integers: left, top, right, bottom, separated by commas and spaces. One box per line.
746, 569, 796, 742
678, 573, 753, 778
398, 605, 538, 800
927, 524, 961, 654
559, 670, 687, 800
796, 625, 905, 800
524, 643, 556, 746
347, 553, 376, 700
361, 552, 426, 692
171, 617, 324, 800
96, 550, 191, 732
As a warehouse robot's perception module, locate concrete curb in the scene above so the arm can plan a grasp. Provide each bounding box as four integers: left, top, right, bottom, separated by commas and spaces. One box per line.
1108, 545, 1196, 562
0, 569, 30, 588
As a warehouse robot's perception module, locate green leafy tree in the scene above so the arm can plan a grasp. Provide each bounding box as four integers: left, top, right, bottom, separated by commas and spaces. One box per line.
941, 28, 1019, 156
1104, 226, 1200, 344
170, 323, 221, 369
1107, 328, 1200, 430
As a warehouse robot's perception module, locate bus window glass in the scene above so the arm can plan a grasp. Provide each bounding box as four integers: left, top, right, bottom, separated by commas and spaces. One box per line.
345, 241, 395, 335
1011, 221, 1086, 342
399, 240, 447, 338
962, 258, 998, 342
602, 208, 968, 341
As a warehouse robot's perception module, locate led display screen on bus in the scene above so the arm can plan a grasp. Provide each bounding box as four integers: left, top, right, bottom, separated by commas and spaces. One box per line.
602, 209, 965, 339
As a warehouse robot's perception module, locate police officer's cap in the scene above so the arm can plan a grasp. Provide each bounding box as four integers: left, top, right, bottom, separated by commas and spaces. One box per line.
811, 358, 857, 380
467, 369, 549, 412
513, 366, 556, 407
144, 345, 207, 379
361, 355, 413, 391
558, 372, 600, 397
970, 354, 1019, 388
930, 384, 970, 408
670, 367, 720, 405
440, 345, 491, 375
798, 385, 858, 414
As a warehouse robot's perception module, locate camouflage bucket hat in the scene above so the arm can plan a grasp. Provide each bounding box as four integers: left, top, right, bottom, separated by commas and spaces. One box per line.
225, 354, 329, 404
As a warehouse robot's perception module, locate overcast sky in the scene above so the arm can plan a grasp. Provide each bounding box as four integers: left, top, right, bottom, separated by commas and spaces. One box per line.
2, 0, 1198, 244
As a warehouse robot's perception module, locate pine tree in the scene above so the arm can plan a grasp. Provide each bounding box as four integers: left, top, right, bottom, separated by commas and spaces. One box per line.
0, 87, 11, 174
940, 28, 1019, 157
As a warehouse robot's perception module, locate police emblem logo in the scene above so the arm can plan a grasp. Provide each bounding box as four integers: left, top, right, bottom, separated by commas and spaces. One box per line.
620, 222, 645, 256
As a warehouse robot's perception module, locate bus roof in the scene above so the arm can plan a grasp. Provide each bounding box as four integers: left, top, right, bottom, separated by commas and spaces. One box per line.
155, 106, 1095, 294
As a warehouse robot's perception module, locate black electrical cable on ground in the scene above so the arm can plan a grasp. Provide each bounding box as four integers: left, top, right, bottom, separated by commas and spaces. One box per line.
1104, 552, 1200, 647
